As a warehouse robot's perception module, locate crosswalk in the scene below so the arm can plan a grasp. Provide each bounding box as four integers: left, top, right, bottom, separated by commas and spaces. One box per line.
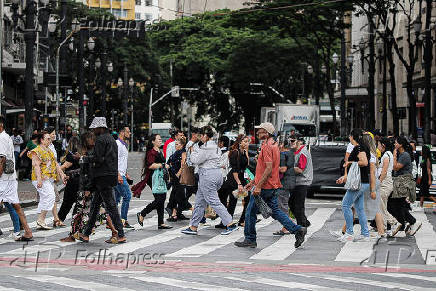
2, 270, 436, 290
0, 202, 436, 267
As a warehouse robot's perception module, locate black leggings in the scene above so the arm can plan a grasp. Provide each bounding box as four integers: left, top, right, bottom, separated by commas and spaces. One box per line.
218, 187, 238, 218
58, 177, 80, 221
387, 197, 416, 226
167, 183, 185, 216
141, 193, 167, 225
289, 185, 310, 227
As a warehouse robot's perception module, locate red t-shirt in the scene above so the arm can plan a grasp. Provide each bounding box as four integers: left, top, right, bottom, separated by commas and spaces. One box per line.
255, 138, 282, 189
163, 138, 174, 159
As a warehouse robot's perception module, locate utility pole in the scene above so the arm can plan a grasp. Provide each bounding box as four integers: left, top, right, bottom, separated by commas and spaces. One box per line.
78, 29, 85, 133
123, 64, 128, 125
24, 0, 36, 141
101, 46, 107, 117
368, 16, 376, 130
424, 0, 433, 144
340, 31, 346, 136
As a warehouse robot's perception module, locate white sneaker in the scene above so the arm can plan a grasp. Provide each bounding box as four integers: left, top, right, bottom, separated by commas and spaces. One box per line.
389, 222, 402, 237
9, 232, 21, 241
407, 221, 422, 236
337, 233, 354, 242
329, 230, 344, 238
353, 234, 370, 242
371, 233, 388, 241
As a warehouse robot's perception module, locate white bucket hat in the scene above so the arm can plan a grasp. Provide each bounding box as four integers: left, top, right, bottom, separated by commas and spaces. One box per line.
89, 117, 108, 129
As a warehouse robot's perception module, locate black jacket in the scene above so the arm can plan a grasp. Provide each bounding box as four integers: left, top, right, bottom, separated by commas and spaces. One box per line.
92, 132, 118, 179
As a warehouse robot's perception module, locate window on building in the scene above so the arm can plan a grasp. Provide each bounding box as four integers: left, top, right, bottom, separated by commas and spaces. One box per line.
145, 0, 152, 6
112, 9, 128, 18
145, 13, 153, 21
135, 13, 141, 20
135, 0, 141, 5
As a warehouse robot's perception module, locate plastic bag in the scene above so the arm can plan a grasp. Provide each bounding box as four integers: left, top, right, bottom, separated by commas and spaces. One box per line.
254, 195, 273, 219
152, 169, 168, 194
344, 162, 361, 191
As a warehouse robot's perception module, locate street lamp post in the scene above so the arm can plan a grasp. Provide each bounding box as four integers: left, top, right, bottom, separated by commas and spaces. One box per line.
87, 37, 95, 123
117, 77, 123, 129
78, 29, 85, 133
340, 32, 347, 137
129, 77, 134, 151
123, 64, 128, 125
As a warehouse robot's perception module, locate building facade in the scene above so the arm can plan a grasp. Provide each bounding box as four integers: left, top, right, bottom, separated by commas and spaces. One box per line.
87, 0, 136, 20
135, 0, 159, 21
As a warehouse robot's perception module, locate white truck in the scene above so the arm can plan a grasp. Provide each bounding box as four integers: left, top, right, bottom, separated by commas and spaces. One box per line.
274, 104, 320, 145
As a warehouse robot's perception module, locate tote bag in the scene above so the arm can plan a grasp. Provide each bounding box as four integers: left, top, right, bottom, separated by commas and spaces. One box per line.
344, 162, 361, 191
152, 169, 168, 194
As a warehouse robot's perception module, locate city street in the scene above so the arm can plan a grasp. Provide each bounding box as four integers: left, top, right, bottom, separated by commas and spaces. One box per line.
0, 153, 435, 290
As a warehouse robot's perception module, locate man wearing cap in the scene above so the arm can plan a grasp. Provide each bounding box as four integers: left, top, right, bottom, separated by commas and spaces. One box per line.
290, 135, 313, 227
235, 122, 307, 248
78, 117, 126, 244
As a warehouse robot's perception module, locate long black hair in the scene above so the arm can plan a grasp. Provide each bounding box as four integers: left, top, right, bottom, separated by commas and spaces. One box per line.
380, 137, 394, 153
422, 145, 432, 164
146, 134, 159, 151
396, 136, 413, 156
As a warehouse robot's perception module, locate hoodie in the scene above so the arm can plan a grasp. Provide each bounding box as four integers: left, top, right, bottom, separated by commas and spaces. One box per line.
190, 140, 221, 169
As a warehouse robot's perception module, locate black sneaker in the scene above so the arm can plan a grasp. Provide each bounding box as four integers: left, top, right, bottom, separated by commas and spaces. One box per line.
294, 227, 307, 248
215, 223, 226, 229
0, 228, 2, 236
124, 222, 134, 229
178, 214, 190, 221
234, 240, 257, 248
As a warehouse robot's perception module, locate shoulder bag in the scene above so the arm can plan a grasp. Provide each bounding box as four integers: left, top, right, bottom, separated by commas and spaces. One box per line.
344, 162, 361, 191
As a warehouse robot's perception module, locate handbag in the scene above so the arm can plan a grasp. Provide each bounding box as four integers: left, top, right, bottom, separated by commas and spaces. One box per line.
254, 195, 273, 219
344, 162, 361, 191
152, 169, 168, 194
180, 162, 195, 186
1, 143, 15, 174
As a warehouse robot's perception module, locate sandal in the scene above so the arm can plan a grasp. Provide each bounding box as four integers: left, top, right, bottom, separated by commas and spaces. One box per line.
53, 220, 66, 228
167, 216, 177, 222
36, 221, 52, 230
137, 213, 144, 227
105, 236, 127, 244
15, 236, 34, 242
60, 236, 75, 242
77, 233, 89, 243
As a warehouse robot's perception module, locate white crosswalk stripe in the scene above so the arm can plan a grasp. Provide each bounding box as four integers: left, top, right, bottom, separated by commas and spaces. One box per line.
291, 273, 435, 291
220, 275, 349, 290
250, 208, 335, 260
13, 274, 136, 291
119, 275, 246, 291
374, 273, 436, 283
412, 211, 436, 262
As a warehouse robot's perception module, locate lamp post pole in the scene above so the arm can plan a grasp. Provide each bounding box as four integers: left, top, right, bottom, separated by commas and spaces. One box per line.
24, 0, 36, 141
340, 31, 347, 137
148, 87, 153, 136
123, 64, 128, 125
78, 30, 85, 133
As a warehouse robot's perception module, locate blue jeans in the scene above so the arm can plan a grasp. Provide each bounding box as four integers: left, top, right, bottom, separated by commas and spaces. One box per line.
5, 203, 20, 233
244, 189, 301, 242
114, 176, 132, 221
342, 183, 369, 236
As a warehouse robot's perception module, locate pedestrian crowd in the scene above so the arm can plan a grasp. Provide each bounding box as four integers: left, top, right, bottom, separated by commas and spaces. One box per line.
0, 116, 432, 250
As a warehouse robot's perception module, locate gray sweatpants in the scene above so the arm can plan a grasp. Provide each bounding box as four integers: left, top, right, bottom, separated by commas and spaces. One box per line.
277, 188, 290, 214
190, 168, 232, 227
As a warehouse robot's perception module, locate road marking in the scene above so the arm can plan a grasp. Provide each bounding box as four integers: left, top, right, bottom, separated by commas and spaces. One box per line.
374, 273, 436, 283
412, 211, 436, 263
250, 208, 336, 261
14, 274, 135, 291
1, 207, 152, 256
292, 273, 434, 291
221, 275, 348, 291
124, 275, 246, 291
166, 218, 274, 258
0, 287, 23, 291
334, 223, 374, 263
0, 208, 38, 224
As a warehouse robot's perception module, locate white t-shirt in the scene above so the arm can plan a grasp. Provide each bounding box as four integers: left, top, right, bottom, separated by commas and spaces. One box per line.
116, 139, 129, 176
0, 131, 17, 180
12, 135, 23, 152
166, 141, 176, 162
346, 143, 354, 154
378, 151, 393, 179
49, 143, 58, 162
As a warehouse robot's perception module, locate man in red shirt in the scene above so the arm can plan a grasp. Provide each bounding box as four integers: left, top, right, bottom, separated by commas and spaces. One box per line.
235, 123, 306, 248
163, 129, 175, 159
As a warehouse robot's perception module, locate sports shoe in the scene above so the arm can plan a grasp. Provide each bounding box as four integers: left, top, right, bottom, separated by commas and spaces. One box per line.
389, 222, 402, 237
181, 227, 197, 235
406, 221, 422, 236
234, 240, 257, 248
178, 214, 190, 221
9, 232, 21, 241
123, 221, 134, 229
337, 233, 354, 242
294, 227, 307, 248
215, 223, 226, 229
329, 230, 344, 238
371, 233, 388, 242
0, 228, 3, 236
404, 222, 411, 234
273, 230, 290, 236
353, 234, 370, 242
221, 223, 239, 235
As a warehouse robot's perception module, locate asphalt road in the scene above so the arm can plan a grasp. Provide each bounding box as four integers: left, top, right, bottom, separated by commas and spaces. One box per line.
1, 152, 436, 290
